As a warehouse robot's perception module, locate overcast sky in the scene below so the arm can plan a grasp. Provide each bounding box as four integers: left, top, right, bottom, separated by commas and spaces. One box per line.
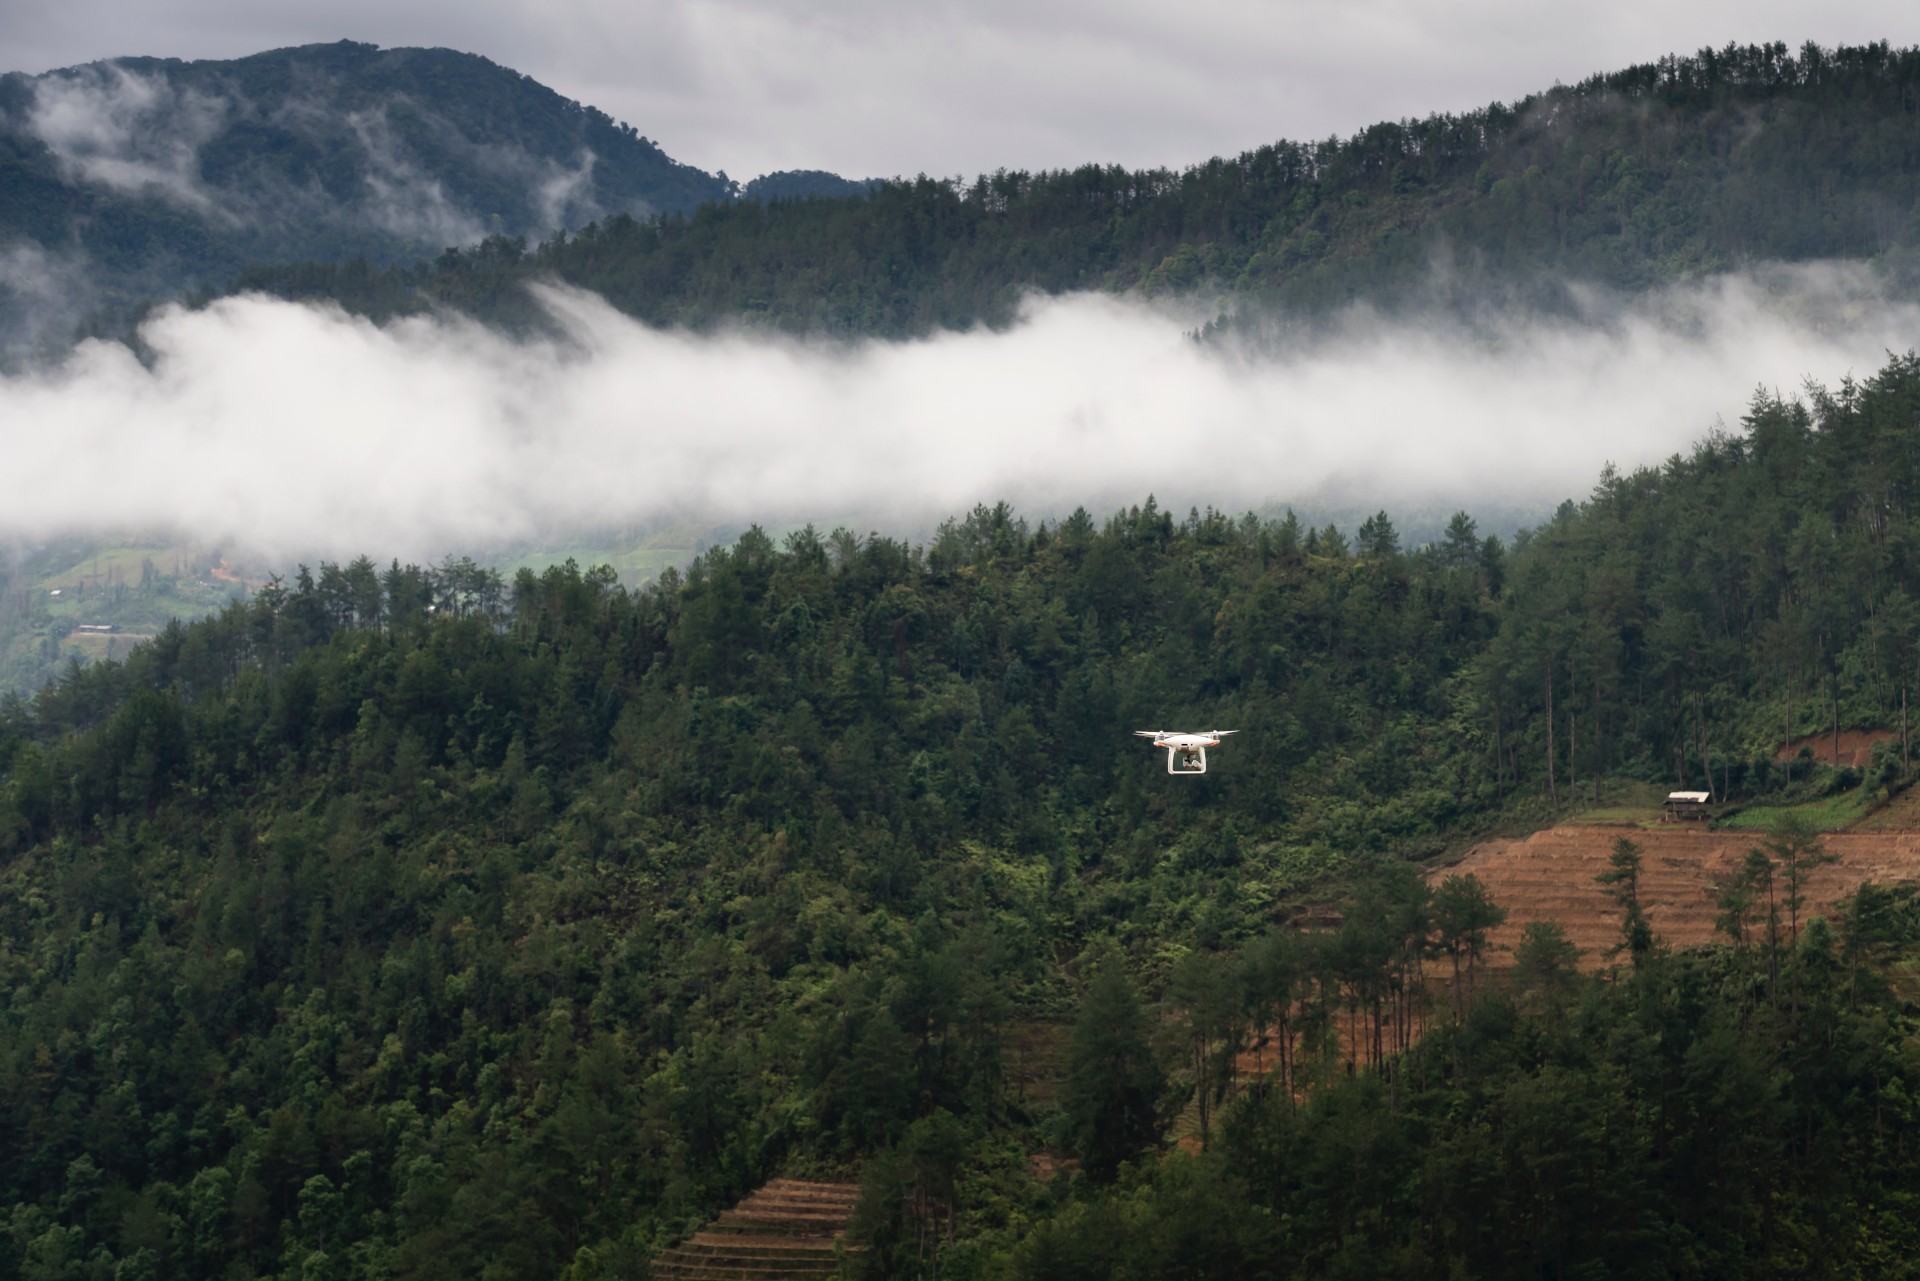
4, 0, 1917, 180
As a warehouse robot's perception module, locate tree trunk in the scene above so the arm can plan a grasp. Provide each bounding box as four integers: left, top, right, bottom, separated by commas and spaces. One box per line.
1494, 701, 1504, 796
1545, 662, 1557, 805
1194, 1036, 1210, 1147
1278, 1009, 1293, 1107
1568, 655, 1577, 804
1700, 693, 1715, 802
1594, 667, 1604, 803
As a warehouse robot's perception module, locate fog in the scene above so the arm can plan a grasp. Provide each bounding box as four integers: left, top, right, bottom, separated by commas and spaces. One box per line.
26, 65, 232, 212
3, 263, 1916, 562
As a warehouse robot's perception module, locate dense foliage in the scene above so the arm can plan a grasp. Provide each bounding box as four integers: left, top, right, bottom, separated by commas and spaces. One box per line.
0, 513, 1499, 1280
1003, 904, 1920, 1280
9, 353, 1920, 1277
1490, 354, 1920, 804
236, 41, 1920, 340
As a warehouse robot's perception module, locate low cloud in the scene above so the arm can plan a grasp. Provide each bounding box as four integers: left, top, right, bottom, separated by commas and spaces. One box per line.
0, 243, 101, 365
533, 151, 603, 231
27, 64, 230, 211
1, 263, 1915, 562
346, 105, 491, 247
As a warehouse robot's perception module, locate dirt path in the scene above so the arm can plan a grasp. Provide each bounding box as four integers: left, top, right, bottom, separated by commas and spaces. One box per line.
1443, 825, 1920, 967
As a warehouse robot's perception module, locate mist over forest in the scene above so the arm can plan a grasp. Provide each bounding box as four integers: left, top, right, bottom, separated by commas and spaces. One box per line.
6, 40, 1920, 567
2, 263, 1916, 565
11, 31, 1920, 1281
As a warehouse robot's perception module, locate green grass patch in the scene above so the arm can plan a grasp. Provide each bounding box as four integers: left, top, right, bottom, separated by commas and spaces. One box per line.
1851, 782, 1920, 830
1715, 788, 1876, 832
32, 542, 228, 594
1564, 779, 1673, 827
491, 520, 748, 587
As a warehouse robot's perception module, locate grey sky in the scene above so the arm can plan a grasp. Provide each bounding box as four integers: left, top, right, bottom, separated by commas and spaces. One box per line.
4, 0, 1915, 180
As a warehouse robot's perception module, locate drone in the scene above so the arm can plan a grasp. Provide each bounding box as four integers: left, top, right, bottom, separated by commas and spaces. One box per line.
1134, 729, 1238, 775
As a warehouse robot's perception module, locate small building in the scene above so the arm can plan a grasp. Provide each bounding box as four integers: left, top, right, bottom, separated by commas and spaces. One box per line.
1664, 790, 1711, 820
75, 623, 117, 634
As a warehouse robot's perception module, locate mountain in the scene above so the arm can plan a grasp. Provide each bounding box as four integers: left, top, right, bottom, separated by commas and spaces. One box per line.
0, 40, 733, 358
232, 40, 1920, 340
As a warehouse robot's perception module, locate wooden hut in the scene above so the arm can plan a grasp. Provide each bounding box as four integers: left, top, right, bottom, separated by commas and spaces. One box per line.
1663, 790, 1711, 821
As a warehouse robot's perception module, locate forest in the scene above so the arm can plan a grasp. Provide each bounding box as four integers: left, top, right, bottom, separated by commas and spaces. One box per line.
6, 351, 1920, 1278
227, 41, 1920, 342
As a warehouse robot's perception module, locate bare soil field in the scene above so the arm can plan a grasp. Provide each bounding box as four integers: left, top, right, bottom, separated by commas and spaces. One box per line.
1444, 824, 1920, 968
1774, 727, 1897, 767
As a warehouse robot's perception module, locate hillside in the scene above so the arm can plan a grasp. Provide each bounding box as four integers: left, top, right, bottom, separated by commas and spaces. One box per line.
8, 352, 1920, 1275
0, 40, 731, 359
232, 40, 1920, 339
0, 541, 254, 695
0, 525, 743, 698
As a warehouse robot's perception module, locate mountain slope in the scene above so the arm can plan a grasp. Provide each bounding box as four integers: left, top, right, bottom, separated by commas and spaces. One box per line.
235, 40, 1920, 340
0, 40, 731, 357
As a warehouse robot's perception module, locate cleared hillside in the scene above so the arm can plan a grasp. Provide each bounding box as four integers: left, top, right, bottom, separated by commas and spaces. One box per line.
1448, 823, 1920, 965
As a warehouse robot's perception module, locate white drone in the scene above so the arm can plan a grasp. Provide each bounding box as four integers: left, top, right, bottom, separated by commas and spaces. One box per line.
1134, 729, 1238, 775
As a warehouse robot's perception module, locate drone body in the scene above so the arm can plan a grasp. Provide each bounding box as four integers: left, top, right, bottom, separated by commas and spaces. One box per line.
1134, 729, 1237, 774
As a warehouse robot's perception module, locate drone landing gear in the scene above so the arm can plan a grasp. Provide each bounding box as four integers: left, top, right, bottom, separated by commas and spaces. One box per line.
1166, 747, 1207, 775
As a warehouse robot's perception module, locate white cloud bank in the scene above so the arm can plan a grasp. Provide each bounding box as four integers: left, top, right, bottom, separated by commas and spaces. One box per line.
2, 265, 1916, 561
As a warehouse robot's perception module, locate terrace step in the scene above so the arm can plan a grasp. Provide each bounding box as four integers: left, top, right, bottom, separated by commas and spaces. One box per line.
651, 1179, 861, 1281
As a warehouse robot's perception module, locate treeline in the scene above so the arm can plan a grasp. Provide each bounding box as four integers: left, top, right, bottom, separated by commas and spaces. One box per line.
10, 354, 1920, 1275
1487, 354, 1920, 806
231, 41, 1920, 340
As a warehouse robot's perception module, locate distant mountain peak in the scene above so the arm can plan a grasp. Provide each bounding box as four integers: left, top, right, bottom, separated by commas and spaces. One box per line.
0, 40, 749, 359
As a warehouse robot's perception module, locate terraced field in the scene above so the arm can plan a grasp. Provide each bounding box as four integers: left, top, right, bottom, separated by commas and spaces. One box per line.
1446, 824, 1920, 967
650, 1179, 859, 1281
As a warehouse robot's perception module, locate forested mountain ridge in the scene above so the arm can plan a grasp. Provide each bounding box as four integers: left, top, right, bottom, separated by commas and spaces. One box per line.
0, 40, 731, 357
233, 40, 1920, 339
9, 354, 1920, 1276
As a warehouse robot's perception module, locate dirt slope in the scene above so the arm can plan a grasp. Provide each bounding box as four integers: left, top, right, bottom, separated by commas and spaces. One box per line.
1444, 826, 1920, 967
650, 1178, 859, 1280
1775, 728, 1896, 767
